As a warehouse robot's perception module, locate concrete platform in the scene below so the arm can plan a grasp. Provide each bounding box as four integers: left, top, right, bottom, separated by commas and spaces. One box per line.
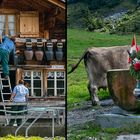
0, 125, 65, 137
116, 134, 140, 140
95, 113, 140, 128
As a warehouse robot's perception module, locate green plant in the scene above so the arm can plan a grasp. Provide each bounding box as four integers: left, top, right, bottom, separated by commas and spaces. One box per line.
97, 88, 111, 100
0, 135, 65, 140
68, 122, 140, 140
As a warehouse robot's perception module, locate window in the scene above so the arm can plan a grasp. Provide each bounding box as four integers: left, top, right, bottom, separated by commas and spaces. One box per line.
22, 70, 65, 97
22, 70, 43, 97
47, 71, 65, 96
0, 15, 15, 36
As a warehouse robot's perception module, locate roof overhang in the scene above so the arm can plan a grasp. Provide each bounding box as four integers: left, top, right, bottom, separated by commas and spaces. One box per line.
47, 0, 65, 9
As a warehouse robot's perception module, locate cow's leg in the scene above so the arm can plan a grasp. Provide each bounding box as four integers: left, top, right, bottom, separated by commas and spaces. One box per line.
88, 83, 100, 106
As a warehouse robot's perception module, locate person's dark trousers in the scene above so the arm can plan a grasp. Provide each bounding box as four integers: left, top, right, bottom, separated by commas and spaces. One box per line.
9, 105, 27, 126
0, 48, 9, 77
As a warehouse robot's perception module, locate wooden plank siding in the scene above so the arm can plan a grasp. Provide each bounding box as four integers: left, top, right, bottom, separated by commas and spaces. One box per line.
0, 0, 66, 100
0, 0, 65, 38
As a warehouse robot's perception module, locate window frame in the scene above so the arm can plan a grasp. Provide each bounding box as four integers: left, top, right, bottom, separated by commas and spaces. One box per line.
22, 70, 66, 97
23, 70, 43, 97
0, 14, 16, 36
47, 71, 65, 96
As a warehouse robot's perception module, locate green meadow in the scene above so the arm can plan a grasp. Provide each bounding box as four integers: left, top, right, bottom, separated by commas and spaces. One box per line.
67, 29, 140, 139
67, 28, 140, 109
67, 29, 140, 58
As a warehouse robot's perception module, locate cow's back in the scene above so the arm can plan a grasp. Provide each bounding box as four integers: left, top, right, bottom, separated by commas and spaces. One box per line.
84, 46, 130, 87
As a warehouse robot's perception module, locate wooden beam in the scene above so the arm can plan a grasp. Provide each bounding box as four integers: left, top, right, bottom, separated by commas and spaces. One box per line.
24, 0, 48, 12
56, 9, 65, 22
32, 0, 53, 9
17, 0, 34, 10
47, 0, 65, 9
0, 0, 40, 11
0, 8, 18, 14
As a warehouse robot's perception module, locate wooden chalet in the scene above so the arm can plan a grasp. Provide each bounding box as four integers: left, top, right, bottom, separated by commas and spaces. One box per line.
0, 0, 66, 102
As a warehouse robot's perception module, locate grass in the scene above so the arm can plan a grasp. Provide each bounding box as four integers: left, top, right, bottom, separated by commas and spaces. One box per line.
67, 58, 90, 109
68, 122, 140, 140
68, 28, 140, 110
67, 28, 140, 139
67, 28, 140, 58
0, 135, 65, 140
98, 88, 111, 100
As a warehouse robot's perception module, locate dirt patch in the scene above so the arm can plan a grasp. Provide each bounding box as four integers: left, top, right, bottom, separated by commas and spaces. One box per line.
67, 99, 140, 139
68, 99, 114, 127
68, 101, 95, 127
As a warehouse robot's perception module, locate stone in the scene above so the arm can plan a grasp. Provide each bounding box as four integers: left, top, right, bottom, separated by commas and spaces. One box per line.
116, 134, 140, 140
100, 99, 114, 106
95, 113, 140, 128
110, 106, 135, 115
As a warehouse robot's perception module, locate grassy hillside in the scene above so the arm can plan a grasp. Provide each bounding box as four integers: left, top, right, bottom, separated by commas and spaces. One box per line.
67, 28, 140, 58
68, 0, 137, 28
112, 10, 140, 34
67, 28, 140, 109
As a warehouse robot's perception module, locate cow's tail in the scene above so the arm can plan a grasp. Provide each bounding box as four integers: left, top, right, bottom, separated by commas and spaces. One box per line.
68, 49, 88, 74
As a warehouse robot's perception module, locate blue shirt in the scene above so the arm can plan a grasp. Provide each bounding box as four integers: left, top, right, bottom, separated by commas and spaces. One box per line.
12, 84, 29, 102
1, 36, 15, 53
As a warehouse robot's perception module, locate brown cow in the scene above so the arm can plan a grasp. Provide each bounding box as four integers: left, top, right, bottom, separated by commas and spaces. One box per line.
68, 46, 130, 105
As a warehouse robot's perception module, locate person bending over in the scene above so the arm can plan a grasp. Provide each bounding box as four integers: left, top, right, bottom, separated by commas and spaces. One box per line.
0, 36, 18, 79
